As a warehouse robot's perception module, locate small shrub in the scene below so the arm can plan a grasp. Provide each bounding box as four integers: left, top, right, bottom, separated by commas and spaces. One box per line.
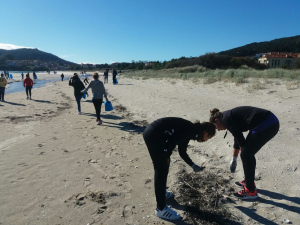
247, 81, 264, 92
286, 81, 299, 90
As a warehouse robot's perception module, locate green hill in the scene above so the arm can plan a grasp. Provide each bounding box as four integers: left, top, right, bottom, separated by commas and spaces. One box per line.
0, 48, 75, 65
218, 35, 300, 57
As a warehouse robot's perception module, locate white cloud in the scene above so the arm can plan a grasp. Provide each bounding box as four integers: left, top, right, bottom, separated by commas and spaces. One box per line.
0, 43, 36, 50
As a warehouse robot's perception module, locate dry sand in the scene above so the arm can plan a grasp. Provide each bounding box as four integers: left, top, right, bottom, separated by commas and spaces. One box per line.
0, 73, 300, 224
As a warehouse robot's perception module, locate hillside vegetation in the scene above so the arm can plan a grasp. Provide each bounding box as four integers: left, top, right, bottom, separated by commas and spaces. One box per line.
218, 35, 300, 57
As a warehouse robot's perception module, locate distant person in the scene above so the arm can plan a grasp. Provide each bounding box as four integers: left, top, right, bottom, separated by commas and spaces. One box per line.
69, 73, 85, 115
21, 72, 24, 80
103, 69, 109, 84
209, 107, 279, 200
33, 72, 37, 80
81, 72, 108, 125
61, 73, 64, 81
23, 73, 33, 100
143, 118, 216, 220
0, 73, 7, 102
83, 72, 89, 85
112, 67, 117, 84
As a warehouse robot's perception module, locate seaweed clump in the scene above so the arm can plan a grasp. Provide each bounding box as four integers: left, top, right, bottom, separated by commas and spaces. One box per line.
175, 169, 238, 224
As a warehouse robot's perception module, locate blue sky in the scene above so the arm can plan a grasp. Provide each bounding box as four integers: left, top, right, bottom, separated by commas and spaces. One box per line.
1, 0, 300, 64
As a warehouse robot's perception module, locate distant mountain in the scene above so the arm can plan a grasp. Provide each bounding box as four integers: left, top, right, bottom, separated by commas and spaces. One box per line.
218, 35, 300, 57
0, 48, 75, 64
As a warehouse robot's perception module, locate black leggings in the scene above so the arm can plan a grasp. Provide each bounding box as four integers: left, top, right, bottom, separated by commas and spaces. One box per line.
83, 79, 89, 85
0, 87, 5, 101
92, 99, 103, 120
143, 126, 170, 210
241, 122, 279, 191
113, 75, 116, 84
26, 86, 32, 97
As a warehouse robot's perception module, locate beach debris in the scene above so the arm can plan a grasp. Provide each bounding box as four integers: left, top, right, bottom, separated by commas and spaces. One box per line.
175, 168, 237, 224
135, 166, 138, 168
283, 219, 291, 224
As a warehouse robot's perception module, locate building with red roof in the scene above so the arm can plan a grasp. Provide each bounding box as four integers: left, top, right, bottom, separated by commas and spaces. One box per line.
258, 52, 300, 68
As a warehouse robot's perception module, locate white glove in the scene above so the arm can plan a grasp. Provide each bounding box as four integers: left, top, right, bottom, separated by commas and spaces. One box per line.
230, 157, 237, 173
192, 164, 203, 172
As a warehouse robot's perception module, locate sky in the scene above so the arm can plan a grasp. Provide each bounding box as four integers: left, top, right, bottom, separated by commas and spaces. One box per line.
1, 0, 300, 64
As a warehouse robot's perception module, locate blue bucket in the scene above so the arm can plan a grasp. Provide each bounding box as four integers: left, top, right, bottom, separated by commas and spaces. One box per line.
104, 101, 113, 111
82, 92, 86, 99
9, 74, 13, 79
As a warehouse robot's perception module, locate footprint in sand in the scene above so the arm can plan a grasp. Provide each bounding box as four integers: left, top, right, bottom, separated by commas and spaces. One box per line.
122, 205, 135, 224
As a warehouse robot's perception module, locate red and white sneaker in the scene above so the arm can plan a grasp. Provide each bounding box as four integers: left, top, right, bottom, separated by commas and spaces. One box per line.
234, 186, 258, 199
235, 180, 256, 189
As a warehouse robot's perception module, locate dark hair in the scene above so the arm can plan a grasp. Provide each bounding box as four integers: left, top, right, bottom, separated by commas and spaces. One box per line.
209, 108, 223, 123
194, 121, 216, 142
93, 72, 99, 79
1, 73, 3, 76
26, 74, 29, 78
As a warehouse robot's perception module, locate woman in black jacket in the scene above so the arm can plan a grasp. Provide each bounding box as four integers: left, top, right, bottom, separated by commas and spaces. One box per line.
143, 117, 216, 220
69, 73, 85, 114
209, 106, 279, 200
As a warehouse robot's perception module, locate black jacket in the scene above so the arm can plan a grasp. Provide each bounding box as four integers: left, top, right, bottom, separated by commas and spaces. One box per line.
222, 106, 271, 149
145, 117, 200, 166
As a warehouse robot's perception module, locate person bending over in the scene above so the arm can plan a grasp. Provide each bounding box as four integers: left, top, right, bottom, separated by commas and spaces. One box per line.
209, 106, 279, 200
143, 117, 216, 220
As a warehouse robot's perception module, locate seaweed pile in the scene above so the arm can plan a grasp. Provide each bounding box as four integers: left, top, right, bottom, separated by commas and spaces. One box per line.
175, 169, 238, 225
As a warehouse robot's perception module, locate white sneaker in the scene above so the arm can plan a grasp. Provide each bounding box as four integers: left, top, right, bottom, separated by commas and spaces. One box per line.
155, 205, 180, 220
77, 112, 81, 115
97, 121, 102, 125
165, 191, 173, 199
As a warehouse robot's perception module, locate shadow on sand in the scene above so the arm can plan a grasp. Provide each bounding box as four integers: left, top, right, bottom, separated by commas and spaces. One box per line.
1, 101, 26, 106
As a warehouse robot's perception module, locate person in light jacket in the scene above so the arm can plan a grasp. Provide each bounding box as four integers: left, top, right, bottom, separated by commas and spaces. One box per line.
81, 72, 109, 125
0, 73, 7, 102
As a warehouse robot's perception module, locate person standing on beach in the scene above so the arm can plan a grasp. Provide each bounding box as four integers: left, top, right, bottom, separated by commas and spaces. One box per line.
143, 117, 216, 220
0, 73, 7, 102
21, 72, 24, 80
83, 72, 89, 85
69, 73, 85, 115
81, 72, 108, 125
112, 67, 117, 84
23, 73, 33, 100
103, 69, 109, 84
61, 73, 64, 81
209, 106, 279, 200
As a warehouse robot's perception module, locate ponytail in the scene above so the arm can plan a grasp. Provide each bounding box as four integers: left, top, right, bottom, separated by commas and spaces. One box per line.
209, 108, 223, 123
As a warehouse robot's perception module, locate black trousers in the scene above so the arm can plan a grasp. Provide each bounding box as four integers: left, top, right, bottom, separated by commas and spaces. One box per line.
143, 126, 170, 210
104, 75, 108, 83
25, 86, 32, 97
241, 122, 279, 191
83, 79, 89, 85
92, 99, 103, 120
113, 75, 116, 84
0, 87, 5, 101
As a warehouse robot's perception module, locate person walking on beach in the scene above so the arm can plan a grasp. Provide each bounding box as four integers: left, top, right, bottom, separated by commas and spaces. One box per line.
21, 72, 24, 80
61, 73, 64, 81
83, 72, 89, 85
143, 117, 216, 220
23, 73, 33, 100
69, 73, 85, 115
33, 72, 37, 80
103, 69, 109, 84
0, 73, 7, 102
81, 72, 108, 125
112, 67, 117, 84
209, 106, 279, 200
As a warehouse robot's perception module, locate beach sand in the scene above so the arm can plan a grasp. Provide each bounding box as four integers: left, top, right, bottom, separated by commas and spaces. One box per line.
0, 74, 300, 224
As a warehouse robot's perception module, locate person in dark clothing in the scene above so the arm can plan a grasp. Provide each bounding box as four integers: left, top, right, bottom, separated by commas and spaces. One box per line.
23, 73, 33, 99
209, 106, 279, 200
61, 73, 64, 81
69, 73, 85, 114
0, 73, 7, 101
103, 69, 109, 84
112, 67, 117, 84
143, 118, 216, 220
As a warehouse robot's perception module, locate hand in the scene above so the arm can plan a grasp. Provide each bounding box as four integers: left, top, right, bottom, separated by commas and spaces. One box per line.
192, 164, 204, 172
230, 159, 237, 173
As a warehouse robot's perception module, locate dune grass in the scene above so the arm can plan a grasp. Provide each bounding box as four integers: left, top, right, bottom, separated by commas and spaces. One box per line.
123, 66, 300, 85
